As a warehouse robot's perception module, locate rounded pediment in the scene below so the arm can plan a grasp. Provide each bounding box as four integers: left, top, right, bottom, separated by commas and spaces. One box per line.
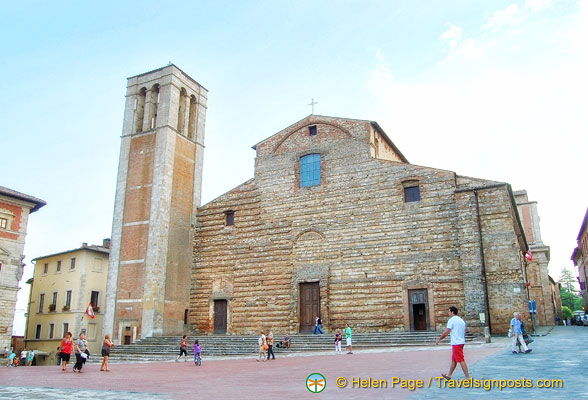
272, 122, 353, 154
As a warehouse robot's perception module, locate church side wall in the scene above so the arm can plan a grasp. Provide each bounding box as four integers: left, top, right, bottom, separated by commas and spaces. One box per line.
477, 188, 529, 334
454, 190, 487, 330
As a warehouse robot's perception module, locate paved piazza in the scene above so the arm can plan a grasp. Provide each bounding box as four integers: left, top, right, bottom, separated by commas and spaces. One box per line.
0, 326, 586, 399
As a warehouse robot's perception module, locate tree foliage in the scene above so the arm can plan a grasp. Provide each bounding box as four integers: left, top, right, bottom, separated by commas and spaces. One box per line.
558, 267, 584, 311
558, 267, 578, 293
562, 306, 573, 319
560, 287, 584, 311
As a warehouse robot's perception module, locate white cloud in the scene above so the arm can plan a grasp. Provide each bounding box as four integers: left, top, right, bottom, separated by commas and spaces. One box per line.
483, 4, 527, 31
440, 23, 463, 51
524, 0, 552, 13
483, 0, 553, 32
368, 0, 588, 281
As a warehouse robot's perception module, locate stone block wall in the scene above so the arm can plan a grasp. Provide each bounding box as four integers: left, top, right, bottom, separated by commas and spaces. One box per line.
191, 116, 531, 335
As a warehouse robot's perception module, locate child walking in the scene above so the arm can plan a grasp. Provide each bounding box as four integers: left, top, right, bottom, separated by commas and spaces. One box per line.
193, 340, 201, 366
334, 329, 342, 353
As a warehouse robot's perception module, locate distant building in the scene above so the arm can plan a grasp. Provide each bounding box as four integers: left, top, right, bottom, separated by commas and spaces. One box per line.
0, 185, 45, 351
24, 240, 110, 365
513, 190, 561, 325
572, 208, 588, 309
549, 276, 563, 323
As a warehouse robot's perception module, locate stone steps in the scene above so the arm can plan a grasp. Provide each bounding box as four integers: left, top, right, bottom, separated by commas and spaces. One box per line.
99, 331, 477, 363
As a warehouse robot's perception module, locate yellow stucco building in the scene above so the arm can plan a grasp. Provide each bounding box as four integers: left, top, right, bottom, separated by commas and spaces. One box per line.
24, 240, 109, 366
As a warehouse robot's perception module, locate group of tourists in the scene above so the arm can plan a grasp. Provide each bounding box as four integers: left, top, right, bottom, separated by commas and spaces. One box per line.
4, 347, 34, 367
333, 323, 354, 354
315, 315, 353, 354
44, 306, 533, 378
257, 329, 276, 361
254, 319, 354, 362
172, 331, 292, 365
57, 331, 114, 372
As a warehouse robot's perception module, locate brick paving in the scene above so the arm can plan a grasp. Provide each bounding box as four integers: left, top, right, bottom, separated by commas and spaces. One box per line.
0, 326, 586, 399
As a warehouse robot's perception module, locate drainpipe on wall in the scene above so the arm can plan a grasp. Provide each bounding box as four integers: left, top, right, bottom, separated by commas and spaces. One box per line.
474, 189, 493, 336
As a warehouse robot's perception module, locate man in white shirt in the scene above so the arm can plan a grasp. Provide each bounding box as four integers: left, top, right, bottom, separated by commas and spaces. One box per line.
435, 306, 470, 380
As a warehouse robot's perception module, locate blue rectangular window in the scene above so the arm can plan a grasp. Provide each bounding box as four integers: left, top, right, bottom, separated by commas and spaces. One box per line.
404, 186, 420, 202
300, 154, 321, 187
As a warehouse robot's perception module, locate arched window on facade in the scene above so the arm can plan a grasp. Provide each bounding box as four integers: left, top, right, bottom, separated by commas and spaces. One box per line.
177, 87, 187, 135
147, 84, 160, 130
188, 95, 198, 140
134, 87, 146, 133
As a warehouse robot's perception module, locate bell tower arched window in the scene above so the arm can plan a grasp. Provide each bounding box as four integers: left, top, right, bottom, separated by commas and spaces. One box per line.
188, 95, 197, 140
177, 88, 188, 135
146, 84, 159, 130
134, 87, 146, 133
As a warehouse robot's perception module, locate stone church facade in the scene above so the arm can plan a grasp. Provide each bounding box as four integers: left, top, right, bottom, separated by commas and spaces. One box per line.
190, 115, 532, 335
106, 66, 551, 341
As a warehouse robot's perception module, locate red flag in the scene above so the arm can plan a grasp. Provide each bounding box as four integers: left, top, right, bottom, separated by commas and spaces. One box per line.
85, 302, 95, 319
525, 249, 533, 262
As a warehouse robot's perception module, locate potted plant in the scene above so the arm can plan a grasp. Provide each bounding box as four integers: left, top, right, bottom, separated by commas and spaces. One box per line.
62, 305, 70, 311
93, 306, 100, 313
48, 304, 56, 312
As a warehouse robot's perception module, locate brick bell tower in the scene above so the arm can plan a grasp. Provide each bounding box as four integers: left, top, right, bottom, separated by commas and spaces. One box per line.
104, 65, 207, 343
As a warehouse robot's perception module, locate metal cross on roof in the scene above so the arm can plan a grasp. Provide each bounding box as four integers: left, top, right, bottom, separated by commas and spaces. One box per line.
308, 98, 318, 114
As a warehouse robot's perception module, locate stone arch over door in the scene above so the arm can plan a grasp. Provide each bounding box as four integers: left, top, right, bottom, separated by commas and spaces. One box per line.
210, 277, 233, 334
402, 281, 435, 331
118, 319, 138, 345
291, 228, 329, 333
299, 282, 320, 333
408, 289, 429, 330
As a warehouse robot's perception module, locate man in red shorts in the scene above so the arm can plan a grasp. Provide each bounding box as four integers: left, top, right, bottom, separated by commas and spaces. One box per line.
435, 306, 470, 380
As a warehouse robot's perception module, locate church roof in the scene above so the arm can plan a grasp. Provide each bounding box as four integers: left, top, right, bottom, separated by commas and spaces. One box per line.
0, 185, 46, 213
251, 115, 409, 164
31, 242, 110, 262
127, 63, 207, 91
369, 120, 409, 164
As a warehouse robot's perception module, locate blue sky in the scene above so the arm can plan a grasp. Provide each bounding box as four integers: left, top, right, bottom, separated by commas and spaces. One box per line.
2, 0, 586, 335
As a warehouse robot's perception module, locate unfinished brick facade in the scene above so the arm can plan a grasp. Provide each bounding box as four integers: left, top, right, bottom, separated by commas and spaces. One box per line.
191, 115, 532, 335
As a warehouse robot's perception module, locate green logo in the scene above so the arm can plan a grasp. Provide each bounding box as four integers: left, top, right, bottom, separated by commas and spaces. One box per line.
306, 373, 326, 393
